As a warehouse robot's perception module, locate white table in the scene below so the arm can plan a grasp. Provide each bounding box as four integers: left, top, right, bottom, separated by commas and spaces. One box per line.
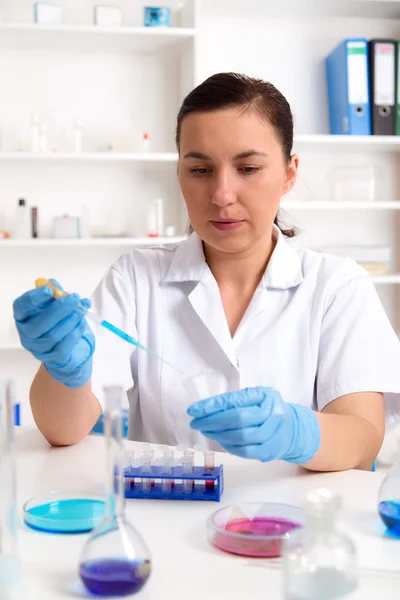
6, 428, 400, 599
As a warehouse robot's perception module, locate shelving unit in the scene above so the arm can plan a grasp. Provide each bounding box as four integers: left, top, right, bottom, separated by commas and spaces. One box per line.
282, 201, 400, 210
0, 152, 178, 162
4, 135, 400, 160
294, 134, 400, 152
0, 22, 196, 53
0, 236, 185, 247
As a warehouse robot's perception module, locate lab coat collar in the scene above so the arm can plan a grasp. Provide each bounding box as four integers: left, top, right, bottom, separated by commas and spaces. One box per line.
163, 232, 207, 283
262, 226, 304, 290
163, 225, 303, 289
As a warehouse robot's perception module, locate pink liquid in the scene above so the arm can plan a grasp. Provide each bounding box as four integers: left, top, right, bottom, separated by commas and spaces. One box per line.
212, 516, 301, 558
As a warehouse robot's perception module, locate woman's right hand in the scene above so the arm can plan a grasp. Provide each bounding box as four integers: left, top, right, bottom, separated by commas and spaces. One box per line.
13, 281, 95, 389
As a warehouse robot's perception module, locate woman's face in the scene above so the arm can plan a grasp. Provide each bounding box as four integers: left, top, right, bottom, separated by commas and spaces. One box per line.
178, 107, 298, 254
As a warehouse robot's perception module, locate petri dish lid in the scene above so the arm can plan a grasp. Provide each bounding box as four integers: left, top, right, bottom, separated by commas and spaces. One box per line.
23, 490, 106, 534
207, 502, 304, 558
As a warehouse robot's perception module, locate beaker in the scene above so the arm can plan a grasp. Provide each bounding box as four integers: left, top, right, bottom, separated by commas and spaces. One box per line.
378, 452, 400, 536
0, 380, 19, 591
79, 386, 151, 597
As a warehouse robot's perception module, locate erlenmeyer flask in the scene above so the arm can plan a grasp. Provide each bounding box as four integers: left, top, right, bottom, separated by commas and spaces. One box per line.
79, 386, 151, 596
378, 451, 400, 536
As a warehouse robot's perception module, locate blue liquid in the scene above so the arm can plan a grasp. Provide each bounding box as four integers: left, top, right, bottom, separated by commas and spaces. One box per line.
100, 320, 138, 345
100, 319, 183, 374
25, 498, 105, 533
379, 500, 400, 535
79, 558, 151, 596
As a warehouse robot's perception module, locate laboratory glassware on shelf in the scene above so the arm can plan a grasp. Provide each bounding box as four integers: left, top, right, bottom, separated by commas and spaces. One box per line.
283, 488, 358, 600
79, 386, 151, 597
378, 450, 400, 536
34, 278, 183, 375
0, 380, 19, 593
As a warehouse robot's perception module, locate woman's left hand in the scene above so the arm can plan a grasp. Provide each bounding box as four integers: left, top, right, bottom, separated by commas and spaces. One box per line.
187, 386, 321, 464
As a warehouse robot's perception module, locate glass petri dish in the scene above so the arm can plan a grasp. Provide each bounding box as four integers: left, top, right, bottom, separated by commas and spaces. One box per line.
23, 490, 106, 534
208, 502, 304, 558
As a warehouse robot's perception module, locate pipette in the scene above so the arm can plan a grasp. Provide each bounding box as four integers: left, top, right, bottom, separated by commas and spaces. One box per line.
34, 278, 184, 375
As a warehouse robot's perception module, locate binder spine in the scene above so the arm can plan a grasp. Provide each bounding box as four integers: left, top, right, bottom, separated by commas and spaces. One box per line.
395, 41, 400, 135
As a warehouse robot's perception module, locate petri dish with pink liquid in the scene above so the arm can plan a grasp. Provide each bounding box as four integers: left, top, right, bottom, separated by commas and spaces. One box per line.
208, 502, 304, 558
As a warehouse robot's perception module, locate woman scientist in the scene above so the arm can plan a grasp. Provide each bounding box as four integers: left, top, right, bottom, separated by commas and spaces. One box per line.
13, 73, 400, 471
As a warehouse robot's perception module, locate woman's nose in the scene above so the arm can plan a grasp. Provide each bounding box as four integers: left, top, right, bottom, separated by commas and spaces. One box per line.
211, 173, 237, 207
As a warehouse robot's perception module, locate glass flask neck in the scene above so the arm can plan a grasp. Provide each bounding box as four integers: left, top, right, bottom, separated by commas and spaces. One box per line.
305, 510, 337, 536
0, 380, 18, 577
104, 386, 125, 520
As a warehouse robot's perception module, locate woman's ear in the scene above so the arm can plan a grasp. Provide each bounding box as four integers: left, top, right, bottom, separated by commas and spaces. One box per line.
282, 154, 299, 196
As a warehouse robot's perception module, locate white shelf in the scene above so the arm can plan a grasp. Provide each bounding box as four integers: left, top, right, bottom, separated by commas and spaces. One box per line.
371, 275, 400, 285
294, 135, 400, 151
0, 23, 196, 53
282, 201, 400, 210
4, 137, 400, 160
211, 0, 400, 20
0, 236, 186, 247
0, 152, 178, 162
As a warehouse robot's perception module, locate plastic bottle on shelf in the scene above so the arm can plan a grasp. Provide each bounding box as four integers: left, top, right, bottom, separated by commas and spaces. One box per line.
142, 133, 150, 152
74, 118, 84, 153
39, 124, 47, 153
13, 199, 31, 239
164, 224, 176, 237
31, 113, 40, 153
146, 199, 164, 237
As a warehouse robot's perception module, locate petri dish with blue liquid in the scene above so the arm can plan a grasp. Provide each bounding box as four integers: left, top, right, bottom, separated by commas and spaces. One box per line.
23, 491, 105, 534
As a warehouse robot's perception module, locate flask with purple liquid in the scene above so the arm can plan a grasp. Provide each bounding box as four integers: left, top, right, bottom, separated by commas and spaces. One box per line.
79, 386, 151, 597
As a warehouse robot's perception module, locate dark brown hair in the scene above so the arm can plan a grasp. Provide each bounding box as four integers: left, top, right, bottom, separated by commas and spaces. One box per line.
176, 72, 296, 237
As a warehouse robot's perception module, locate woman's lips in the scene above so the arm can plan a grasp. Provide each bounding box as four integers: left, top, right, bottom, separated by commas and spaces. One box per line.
210, 220, 244, 231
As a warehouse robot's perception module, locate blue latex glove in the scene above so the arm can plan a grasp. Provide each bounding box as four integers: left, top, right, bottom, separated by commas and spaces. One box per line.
187, 387, 321, 464
13, 280, 95, 389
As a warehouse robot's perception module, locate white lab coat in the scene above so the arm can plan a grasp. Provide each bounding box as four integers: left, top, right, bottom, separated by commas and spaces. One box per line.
91, 226, 400, 447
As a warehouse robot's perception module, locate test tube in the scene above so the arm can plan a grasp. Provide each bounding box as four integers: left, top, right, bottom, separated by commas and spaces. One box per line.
161, 455, 173, 493
127, 450, 135, 488
182, 449, 194, 494
204, 450, 215, 489
141, 444, 155, 486
141, 454, 152, 493
162, 448, 174, 487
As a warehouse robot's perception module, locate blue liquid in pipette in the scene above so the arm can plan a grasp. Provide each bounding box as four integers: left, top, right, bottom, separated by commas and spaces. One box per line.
379, 500, 400, 536
99, 319, 183, 374
79, 558, 151, 596
100, 320, 138, 345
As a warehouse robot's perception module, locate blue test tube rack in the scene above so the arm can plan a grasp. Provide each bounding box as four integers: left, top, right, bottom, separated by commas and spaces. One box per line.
122, 465, 224, 502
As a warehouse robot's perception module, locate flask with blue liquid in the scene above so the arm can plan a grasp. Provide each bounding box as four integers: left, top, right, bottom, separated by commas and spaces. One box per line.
378, 456, 400, 536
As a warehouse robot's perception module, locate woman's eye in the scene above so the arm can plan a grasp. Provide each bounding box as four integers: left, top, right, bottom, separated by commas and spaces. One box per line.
239, 166, 262, 174
190, 167, 211, 175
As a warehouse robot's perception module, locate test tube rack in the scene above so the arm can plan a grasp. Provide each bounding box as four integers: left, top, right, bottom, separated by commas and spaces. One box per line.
122, 465, 224, 501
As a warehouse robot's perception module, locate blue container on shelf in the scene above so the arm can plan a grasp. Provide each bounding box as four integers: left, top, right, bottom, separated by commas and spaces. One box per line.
144, 6, 171, 27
